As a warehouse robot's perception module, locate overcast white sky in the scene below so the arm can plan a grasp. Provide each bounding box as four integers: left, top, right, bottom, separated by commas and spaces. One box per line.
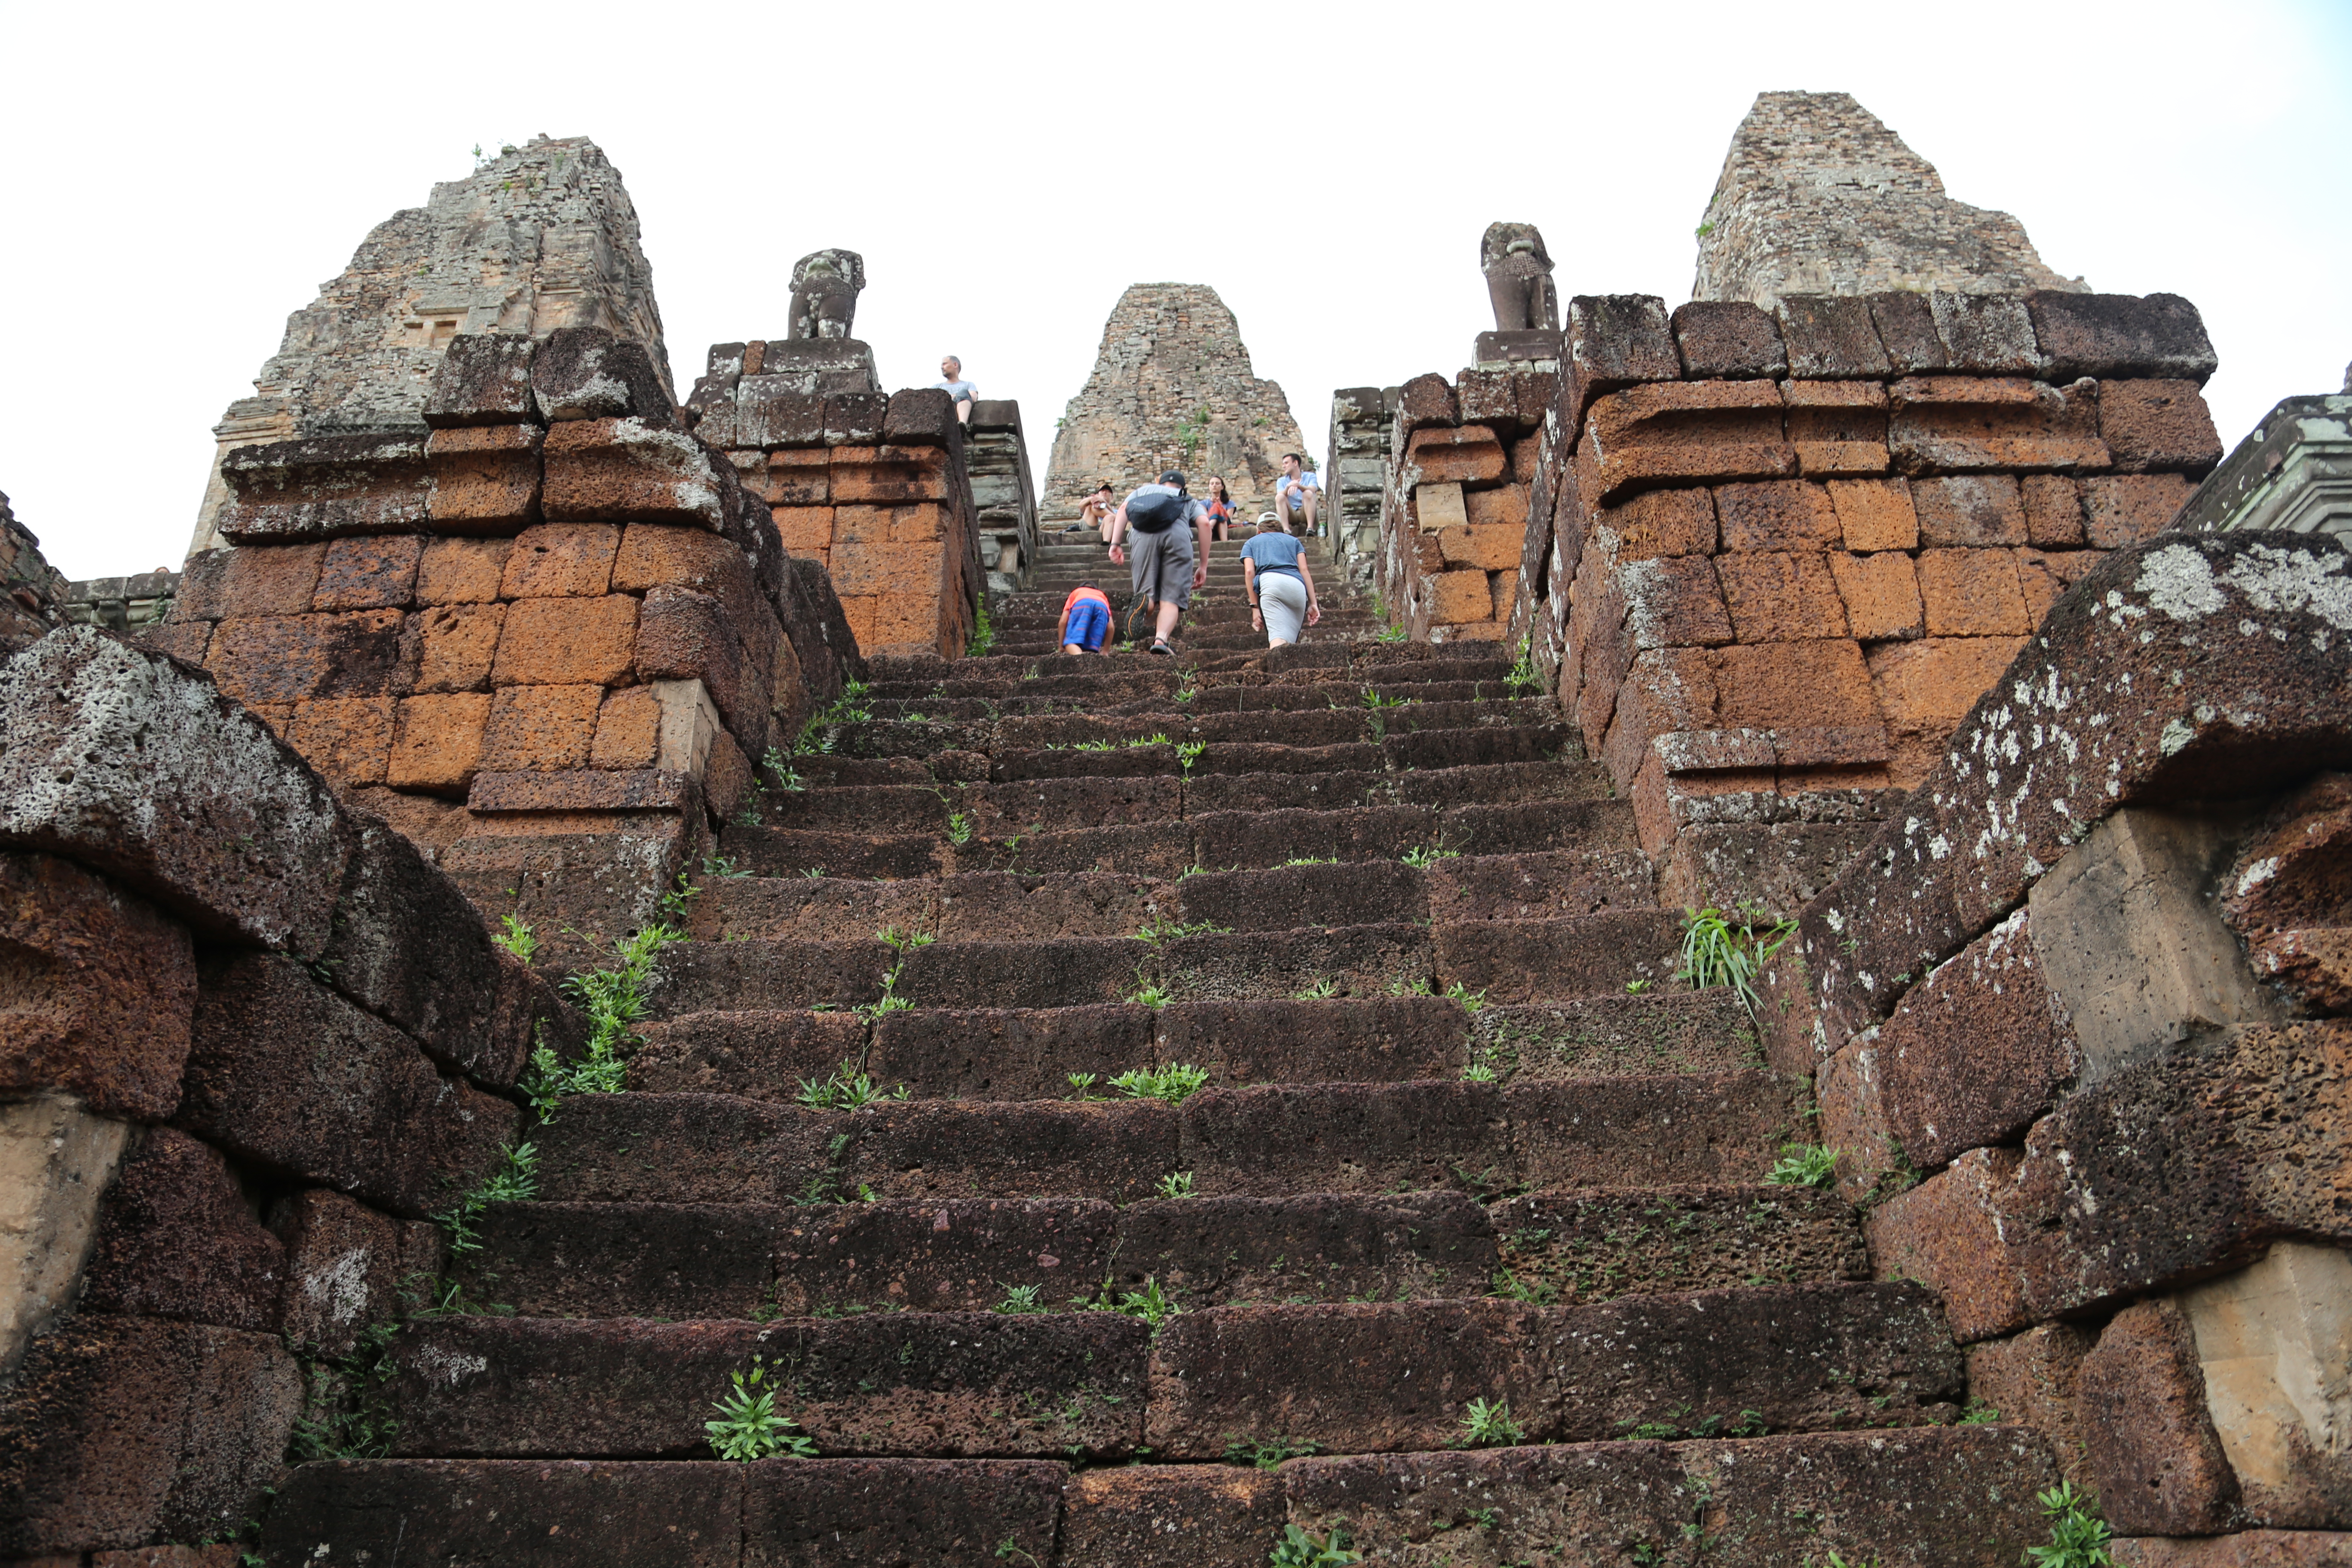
3, 0, 2346, 579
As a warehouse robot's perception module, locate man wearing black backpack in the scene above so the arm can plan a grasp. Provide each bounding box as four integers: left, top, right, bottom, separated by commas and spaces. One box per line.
1106, 470, 1212, 655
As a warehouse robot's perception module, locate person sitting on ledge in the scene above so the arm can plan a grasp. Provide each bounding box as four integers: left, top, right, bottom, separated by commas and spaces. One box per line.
934, 355, 979, 423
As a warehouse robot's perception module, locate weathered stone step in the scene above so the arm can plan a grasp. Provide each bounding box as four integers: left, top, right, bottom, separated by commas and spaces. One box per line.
631, 999, 1467, 1099
452, 1184, 1863, 1322
531, 1073, 1804, 1207
372, 1281, 1955, 1463
643, 910, 1679, 1016
453, 1191, 1494, 1319
822, 699, 1556, 754
870, 647, 1514, 686
750, 760, 1597, 837
721, 797, 1635, 881
687, 848, 1646, 947
628, 987, 1753, 1105
381, 1311, 1146, 1459
259, 1427, 2063, 1568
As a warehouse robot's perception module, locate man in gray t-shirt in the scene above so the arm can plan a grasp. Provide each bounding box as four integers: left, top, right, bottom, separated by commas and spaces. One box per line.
934, 355, 978, 424
1106, 471, 1213, 653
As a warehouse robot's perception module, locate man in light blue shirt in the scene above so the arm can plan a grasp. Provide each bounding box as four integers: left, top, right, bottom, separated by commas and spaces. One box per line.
934, 355, 978, 424
1274, 452, 1322, 536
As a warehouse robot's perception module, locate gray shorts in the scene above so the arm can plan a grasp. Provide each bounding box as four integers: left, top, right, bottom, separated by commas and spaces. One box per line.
1130, 525, 1194, 610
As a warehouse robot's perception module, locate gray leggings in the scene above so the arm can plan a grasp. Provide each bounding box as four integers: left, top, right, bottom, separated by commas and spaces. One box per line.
1259, 571, 1308, 643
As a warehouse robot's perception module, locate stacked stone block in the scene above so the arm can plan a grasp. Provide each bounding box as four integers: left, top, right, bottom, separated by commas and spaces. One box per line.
0, 490, 69, 652
1497, 288, 2222, 911
1758, 527, 2352, 1550
687, 341, 983, 658
0, 627, 580, 1556
1324, 386, 1396, 597
1374, 364, 1554, 643
153, 330, 863, 867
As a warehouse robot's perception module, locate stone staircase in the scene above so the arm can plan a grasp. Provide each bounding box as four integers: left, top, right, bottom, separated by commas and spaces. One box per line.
263, 585, 2063, 1565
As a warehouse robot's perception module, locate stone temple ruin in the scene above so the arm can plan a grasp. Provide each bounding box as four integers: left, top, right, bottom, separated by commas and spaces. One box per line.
0, 89, 2348, 1568
1041, 283, 1309, 522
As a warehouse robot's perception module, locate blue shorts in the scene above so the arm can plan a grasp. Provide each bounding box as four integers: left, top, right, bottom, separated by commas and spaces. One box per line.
1064, 597, 1110, 650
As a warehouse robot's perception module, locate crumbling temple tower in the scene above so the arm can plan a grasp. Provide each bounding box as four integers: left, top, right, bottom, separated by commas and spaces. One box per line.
1694, 92, 2086, 309
191, 138, 671, 553
1041, 284, 1308, 520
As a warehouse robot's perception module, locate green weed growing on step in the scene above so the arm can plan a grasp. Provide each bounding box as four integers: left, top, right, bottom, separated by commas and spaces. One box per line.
1387, 977, 1434, 997
1676, 902, 1797, 1013
1461, 1062, 1499, 1083
436, 1142, 537, 1254
1283, 855, 1338, 867
1767, 1142, 1839, 1188
992, 1283, 1049, 1315
1957, 1398, 2002, 1425
1625, 979, 1653, 994
1074, 1274, 1181, 1329
947, 811, 975, 846
657, 873, 700, 925
1176, 669, 1201, 703
701, 854, 750, 879
1225, 1433, 1321, 1470
1177, 740, 1206, 777
528, 921, 684, 1113
492, 915, 537, 964
1444, 981, 1487, 1014
1129, 732, 1170, 747
1400, 842, 1458, 869
800, 866, 826, 879
968, 596, 995, 656
1270, 1524, 1362, 1568
1065, 1073, 1106, 1102
796, 1059, 910, 1110
2026, 1482, 2114, 1568
1506, 637, 1545, 697
1072, 738, 1116, 752
1111, 1063, 1210, 1104
762, 745, 806, 793
1489, 1267, 1555, 1304
705, 1356, 817, 1460
995, 1541, 1042, 1568
1293, 977, 1341, 999
1807, 1554, 1882, 1568
1127, 977, 1172, 1008
1157, 1171, 1196, 1198
1458, 1396, 1525, 1447
1135, 917, 1230, 944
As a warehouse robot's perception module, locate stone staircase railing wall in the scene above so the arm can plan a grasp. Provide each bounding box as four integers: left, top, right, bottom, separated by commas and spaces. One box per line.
1373, 364, 1552, 644
1323, 385, 1395, 599
964, 399, 1039, 595
141, 328, 885, 967
1767, 524, 2352, 1549
684, 340, 986, 659
1486, 288, 2226, 916
0, 626, 582, 1557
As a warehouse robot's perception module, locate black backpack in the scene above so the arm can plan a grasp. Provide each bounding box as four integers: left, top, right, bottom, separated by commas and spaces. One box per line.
1125, 487, 1188, 534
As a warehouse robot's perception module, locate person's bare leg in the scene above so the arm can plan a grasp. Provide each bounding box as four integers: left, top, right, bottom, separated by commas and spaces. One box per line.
1155, 599, 1182, 645
1305, 491, 1322, 535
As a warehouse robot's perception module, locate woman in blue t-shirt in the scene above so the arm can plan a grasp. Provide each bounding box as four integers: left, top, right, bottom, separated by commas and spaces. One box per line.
1239, 519, 1321, 646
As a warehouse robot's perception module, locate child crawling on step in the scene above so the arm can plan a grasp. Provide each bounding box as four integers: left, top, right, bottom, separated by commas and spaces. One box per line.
1059, 581, 1112, 655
